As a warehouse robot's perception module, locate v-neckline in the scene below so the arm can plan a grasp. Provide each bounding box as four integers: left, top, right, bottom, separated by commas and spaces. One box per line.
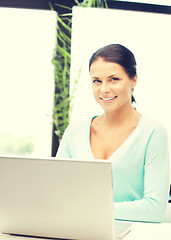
88, 115, 144, 160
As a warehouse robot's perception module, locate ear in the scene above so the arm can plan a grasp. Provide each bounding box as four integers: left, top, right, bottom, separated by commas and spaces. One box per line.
131, 74, 138, 89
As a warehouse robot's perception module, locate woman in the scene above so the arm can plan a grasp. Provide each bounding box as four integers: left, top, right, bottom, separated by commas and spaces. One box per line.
57, 44, 170, 222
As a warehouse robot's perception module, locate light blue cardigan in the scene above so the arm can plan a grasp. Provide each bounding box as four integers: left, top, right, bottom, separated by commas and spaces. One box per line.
56, 115, 170, 222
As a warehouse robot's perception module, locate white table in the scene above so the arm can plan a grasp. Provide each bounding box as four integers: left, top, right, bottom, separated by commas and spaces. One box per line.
124, 222, 171, 240
0, 222, 171, 240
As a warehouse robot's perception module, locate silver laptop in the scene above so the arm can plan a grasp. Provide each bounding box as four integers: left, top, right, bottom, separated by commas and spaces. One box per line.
0, 156, 131, 240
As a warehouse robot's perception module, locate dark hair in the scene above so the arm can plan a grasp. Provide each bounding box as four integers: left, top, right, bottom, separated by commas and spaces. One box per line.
89, 44, 137, 103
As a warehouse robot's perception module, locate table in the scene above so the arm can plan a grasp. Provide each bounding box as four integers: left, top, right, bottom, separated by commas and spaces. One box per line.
0, 222, 171, 240
124, 222, 171, 240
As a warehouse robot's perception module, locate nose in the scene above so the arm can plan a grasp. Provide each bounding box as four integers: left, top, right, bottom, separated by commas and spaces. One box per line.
100, 82, 110, 94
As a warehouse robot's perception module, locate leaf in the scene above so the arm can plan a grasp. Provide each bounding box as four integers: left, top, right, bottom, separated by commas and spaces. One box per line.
51, 0, 108, 141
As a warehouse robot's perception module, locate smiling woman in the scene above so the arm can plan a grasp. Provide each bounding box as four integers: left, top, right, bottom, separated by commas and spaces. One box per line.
57, 43, 170, 223
90, 59, 136, 112
88, 44, 141, 160
89, 44, 137, 112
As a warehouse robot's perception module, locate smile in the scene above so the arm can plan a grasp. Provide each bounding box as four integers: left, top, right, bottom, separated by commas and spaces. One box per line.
100, 96, 117, 102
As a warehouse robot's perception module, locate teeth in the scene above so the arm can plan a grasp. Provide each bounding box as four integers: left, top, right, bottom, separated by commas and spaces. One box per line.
101, 97, 116, 101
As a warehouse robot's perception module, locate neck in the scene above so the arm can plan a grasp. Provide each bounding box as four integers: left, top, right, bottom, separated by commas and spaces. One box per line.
102, 103, 139, 128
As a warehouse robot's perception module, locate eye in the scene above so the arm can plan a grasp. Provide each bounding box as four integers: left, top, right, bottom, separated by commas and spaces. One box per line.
111, 77, 120, 82
92, 79, 101, 84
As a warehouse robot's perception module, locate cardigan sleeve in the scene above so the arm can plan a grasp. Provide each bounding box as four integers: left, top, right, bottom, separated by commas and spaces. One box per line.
56, 126, 72, 159
114, 124, 170, 222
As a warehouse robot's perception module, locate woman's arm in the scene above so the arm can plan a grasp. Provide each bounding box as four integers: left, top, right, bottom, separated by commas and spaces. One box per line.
56, 126, 72, 159
114, 124, 170, 222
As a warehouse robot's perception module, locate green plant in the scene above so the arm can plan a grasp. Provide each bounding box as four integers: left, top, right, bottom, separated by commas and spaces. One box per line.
51, 0, 108, 142
51, 9, 72, 140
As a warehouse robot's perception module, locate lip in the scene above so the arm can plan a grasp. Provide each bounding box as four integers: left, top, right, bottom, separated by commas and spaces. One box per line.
100, 96, 117, 103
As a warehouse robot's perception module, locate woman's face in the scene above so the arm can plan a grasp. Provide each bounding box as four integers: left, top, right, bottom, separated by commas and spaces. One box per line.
89, 58, 137, 113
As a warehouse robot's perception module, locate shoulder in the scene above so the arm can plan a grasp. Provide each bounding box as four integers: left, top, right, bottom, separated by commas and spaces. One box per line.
140, 115, 168, 139
141, 115, 167, 130
90, 115, 103, 133
64, 117, 92, 136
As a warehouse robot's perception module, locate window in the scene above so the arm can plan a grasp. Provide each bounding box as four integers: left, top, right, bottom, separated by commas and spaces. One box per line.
0, 7, 56, 157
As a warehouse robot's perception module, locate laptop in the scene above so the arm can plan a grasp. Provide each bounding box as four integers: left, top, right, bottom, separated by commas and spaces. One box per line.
0, 156, 131, 240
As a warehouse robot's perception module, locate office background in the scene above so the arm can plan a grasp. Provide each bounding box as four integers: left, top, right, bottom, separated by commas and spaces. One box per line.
0, 0, 170, 199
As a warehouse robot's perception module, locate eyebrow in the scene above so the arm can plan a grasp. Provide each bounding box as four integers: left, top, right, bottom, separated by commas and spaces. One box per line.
91, 74, 118, 79
91, 76, 100, 79
108, 74, 118, 79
